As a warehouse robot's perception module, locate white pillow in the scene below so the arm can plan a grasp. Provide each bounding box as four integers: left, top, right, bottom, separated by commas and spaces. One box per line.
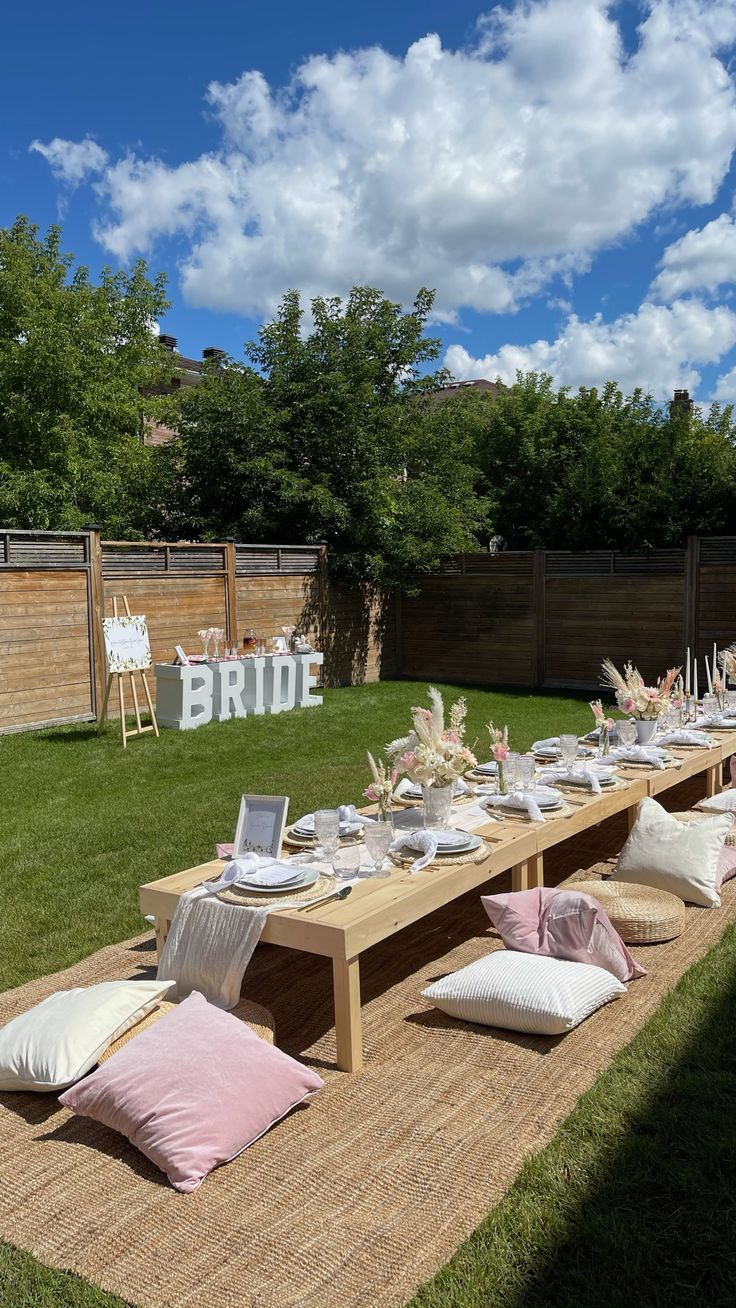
617, 797, 733, 908
422, 951, 625, 1036
0, 979, 174, 1092
697, 789, 736, 813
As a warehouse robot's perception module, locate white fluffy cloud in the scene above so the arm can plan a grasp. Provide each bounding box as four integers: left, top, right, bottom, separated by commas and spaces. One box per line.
29, 136, 108, 185
445, 299, 736, 398
30, 0, 736, 321
649, 212, 736, 300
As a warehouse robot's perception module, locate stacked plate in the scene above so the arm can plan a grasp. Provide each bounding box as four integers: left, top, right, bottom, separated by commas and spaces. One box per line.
487, 786, 565, 813
401, 780, 471, 801
428, 829, 483, 856
231, 862, 318, 894
545, 765, 617, 788
534, 744, 595, 761
470, 761, 498, 777
290, 813, 364, 840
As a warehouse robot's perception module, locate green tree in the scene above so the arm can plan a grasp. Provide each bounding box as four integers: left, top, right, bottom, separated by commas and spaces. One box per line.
166, 286, 487, 586
0, 216, 170, 534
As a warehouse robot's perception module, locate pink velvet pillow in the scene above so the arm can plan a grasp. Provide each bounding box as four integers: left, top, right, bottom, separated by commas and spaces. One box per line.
59, 991, 324, 1192
718, 843, 736, 887
481, 887, 646, 983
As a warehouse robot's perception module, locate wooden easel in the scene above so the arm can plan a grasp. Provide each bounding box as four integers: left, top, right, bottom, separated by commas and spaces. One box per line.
98, 595, 160, 748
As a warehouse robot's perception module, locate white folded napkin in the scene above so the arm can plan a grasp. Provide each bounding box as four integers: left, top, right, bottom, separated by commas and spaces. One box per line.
204, 855, 301, 893
696, 713, 735, 731
610, 746, 667, 770
538, 766, 602, 794
388, 829, 438, 873
483, 792, 545, 822
658, 729, 714, 748
531, 737, 560, 753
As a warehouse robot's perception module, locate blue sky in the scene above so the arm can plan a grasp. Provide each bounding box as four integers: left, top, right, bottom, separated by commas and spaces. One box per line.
4, 0, 736, 402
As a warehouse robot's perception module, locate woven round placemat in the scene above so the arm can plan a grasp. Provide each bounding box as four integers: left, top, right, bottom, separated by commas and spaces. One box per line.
573, 878, 686, 943
216, 871, 336, 907
671, 809, 736, 846
388, 838, 491, 870
98, 997, 276, 1064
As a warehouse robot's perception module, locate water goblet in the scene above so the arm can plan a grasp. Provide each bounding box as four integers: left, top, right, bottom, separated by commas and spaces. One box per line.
515, 756, 535, 792
559, 734, 578, 774
364, 821, 393, 878
332, 844, 362, 883
617, 719, 637, 749
314, 808, 340, 861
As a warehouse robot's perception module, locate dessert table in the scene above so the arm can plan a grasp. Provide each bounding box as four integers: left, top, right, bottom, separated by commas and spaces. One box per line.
155, 652, 324, 729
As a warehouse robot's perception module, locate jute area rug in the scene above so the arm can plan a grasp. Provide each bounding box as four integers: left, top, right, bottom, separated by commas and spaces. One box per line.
1, 787, 734, 1308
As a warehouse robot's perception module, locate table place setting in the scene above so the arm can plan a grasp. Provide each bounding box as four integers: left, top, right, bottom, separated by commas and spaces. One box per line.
537, 763, 618, 794
531, 736, 596, 762
608, 744, 675, 771
656, 728, 716, 749
284, 804, 370, 848
481, 785, 567, 823
388, 827, 488, 874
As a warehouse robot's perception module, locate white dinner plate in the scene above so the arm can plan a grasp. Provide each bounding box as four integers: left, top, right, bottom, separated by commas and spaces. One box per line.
236, 867, 318, 893
471, 761, 498, 775
292, 821, 363, 838
433, 833, 482, 856
432, 828, 474, 849
502, 786, 564, 810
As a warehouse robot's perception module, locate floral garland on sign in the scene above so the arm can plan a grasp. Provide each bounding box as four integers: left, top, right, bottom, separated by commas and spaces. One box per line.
386, 687, 477, 787
600, 659, 680, 721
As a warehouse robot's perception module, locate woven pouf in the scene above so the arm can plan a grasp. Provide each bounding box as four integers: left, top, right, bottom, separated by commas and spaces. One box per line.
98, 997, 276, 1064
572, 879, 686, 944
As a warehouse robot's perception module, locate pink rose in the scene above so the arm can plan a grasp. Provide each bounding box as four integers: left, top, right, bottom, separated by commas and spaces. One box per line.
400, 751, 418, 771
621, 696, 635, 713
363, 784, 379, 803
492, 743, 510, 762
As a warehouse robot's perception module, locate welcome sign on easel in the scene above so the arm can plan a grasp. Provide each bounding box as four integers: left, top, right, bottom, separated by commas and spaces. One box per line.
98, 598, 159, 748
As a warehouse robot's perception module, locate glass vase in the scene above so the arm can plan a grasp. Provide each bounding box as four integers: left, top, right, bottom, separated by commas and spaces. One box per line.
496, 760, 507, 795
422, 784, 453, 830
598, 727, 610, 757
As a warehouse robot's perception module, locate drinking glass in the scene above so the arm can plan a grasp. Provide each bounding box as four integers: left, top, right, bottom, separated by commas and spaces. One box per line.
727, 691, 736, 713
505, 752, 520, 792
702, 693, 719, 721
617, 719, 637, 748
364, 821, 393, 877
314, 809, 340, 860
332, 844, 362, 883
516, 756, 535, 791
559, 734, 578, 773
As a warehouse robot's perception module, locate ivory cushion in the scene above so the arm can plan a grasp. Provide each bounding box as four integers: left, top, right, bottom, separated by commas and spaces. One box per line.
0, 979, 174, 1092
617, 798, 733, 908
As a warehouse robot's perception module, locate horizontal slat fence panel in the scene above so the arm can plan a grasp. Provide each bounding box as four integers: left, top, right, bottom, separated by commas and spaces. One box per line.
697, 565, 736, 665
400, 574, 535, 686
235, 574, 320, 647
235, 545, 322, 575
543, 575, 685, 688
0, 569, 93, 729
101, 543, 227, 576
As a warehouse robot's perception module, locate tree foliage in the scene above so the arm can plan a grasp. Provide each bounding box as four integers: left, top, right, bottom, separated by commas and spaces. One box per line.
161, 286, 487, 586
3, 214, 736, 576
0, 216, 169, 534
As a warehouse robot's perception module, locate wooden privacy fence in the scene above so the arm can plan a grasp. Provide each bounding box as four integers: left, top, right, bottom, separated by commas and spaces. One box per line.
0, 530, 396, 734
397, 538, 736, 690
2, 530, 736, 734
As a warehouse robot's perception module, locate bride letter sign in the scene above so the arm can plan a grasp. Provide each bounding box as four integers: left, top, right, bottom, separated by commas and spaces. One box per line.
102, 615, 152, 673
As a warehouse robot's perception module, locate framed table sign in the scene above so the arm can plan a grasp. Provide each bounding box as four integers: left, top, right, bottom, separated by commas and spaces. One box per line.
233, 795, 289, 858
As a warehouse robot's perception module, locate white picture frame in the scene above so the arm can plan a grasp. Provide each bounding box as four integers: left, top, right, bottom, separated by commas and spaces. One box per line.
272, 635, 289, 653
233, 795, 289, 858
174, 644, 190, 666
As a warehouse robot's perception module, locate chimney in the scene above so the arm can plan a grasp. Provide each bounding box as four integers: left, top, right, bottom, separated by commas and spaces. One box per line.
159, 334, 177, 351
202, 347, 225, 361
670, 388, 693, 418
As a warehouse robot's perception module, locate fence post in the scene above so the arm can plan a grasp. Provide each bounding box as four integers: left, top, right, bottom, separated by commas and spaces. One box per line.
224, 540, 238, 647
86, 527, 106, 719
533, 549, 546, 687
684, 535, 700, 659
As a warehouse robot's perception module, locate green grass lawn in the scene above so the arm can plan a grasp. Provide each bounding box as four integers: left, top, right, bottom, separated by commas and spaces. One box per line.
2, 680, 734, 1308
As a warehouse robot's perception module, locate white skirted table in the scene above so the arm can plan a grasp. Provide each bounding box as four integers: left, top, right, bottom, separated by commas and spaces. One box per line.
155, 652, 324, 729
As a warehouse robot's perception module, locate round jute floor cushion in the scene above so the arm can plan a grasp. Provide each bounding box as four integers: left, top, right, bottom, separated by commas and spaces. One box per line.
98, 997, 276, 1064
572, 880, 686, 944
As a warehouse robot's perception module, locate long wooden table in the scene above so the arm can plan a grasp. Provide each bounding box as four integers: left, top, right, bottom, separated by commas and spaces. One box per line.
140, 737, 727, 1073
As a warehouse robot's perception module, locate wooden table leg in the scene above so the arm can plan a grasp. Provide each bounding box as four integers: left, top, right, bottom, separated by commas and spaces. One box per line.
333, 957, 363, 1072
512, 854, 543, 891
626, 803, 638, 833
706, 764, 721, 798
